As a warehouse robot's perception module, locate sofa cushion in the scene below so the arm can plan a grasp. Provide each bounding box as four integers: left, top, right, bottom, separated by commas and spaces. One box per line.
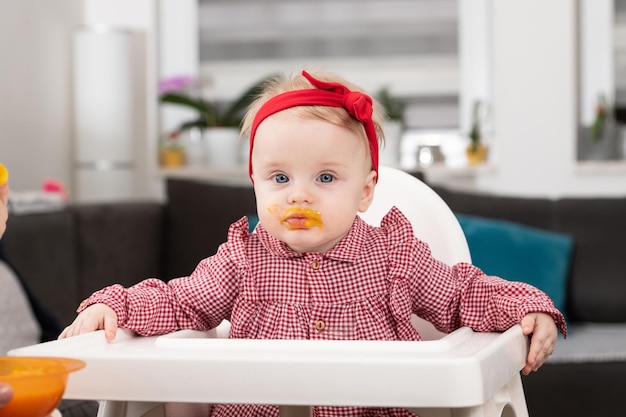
553, 197, 626, 322
0, 241, 63, 343
433, 187, 556, 231
73, 203, 165, 303
3, 210, 78, 327
456, 214, 573, 314
549, 323, 626, 363
165, 179, 256, 280
522, 361, 626, 417
0, 260, 41, 353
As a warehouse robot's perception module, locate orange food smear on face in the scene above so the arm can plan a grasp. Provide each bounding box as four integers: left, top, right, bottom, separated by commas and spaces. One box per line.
282, 207, 323, 229
268, 205, 323, 230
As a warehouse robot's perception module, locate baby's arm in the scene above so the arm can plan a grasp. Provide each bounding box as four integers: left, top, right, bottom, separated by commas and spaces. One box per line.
521, 312, 557, 375
58, 248, 240, 339
59, 303, 119, 341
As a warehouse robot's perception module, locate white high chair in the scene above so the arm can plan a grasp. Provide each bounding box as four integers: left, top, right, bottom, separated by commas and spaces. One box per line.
10, 166, 529, 417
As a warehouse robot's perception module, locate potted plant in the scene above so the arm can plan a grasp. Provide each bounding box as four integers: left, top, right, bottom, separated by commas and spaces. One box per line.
159, 74, 274, 167
577, 93, 619, 161
591, 94, 609, 141
466, 100, 488, 165
376, 86, 406, 166
159, 130, 185, 168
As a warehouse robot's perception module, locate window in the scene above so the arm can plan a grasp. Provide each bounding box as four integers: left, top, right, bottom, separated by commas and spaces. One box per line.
616, 0, 626, 122
198, 0, 459, 129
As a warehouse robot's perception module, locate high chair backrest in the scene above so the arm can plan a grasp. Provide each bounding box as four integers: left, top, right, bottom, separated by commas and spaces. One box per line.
359, 166, 471, 266
359, 166, 472, 340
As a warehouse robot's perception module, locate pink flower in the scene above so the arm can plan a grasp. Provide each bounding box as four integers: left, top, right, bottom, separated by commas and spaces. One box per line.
158, 76, 197, 95
42, 180, 69, 201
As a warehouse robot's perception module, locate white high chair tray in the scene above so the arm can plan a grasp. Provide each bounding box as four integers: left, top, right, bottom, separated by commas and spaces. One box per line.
10, 323, 528, 409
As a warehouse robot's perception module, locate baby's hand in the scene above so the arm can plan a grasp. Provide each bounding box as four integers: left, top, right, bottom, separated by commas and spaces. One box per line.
0, 183, 8, 238
59, 303, 118, 341
520, 312, 557, 375
0, 167, 9, 239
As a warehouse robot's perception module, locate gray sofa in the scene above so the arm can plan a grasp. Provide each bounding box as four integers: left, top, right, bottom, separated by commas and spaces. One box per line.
430, 186, 626, 417
3, 177, 626, 417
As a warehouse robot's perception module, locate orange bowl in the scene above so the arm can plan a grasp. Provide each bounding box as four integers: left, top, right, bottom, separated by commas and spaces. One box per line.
0, 357, 85, 417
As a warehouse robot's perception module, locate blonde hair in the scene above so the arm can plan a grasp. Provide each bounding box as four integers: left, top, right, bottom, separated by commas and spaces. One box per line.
241, 69, 386, 148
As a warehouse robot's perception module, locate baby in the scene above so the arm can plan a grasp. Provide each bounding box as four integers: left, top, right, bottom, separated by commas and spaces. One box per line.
60, 70, 566, 417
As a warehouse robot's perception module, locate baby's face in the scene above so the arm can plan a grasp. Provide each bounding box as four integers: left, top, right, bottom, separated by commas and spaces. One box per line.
251, 114, 376, 253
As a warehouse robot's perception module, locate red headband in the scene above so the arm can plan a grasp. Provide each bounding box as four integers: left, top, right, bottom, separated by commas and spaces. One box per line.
248, 70, 379, 180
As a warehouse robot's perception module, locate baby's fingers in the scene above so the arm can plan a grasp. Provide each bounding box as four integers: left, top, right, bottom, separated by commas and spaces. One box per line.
524, 332, 554, 375
59, 316, 101, 339
0, 183, 8, 206
521, 313, 557, 375
102, 309, 119, 341
58, 304, 118, 341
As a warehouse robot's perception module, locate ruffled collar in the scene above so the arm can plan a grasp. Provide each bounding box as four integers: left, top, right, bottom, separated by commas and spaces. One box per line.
253, 215, 370, 262
251, 207, 410, 262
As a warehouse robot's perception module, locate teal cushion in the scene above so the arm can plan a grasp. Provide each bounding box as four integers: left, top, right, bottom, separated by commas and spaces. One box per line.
456, 214, 573, 314
247, 214, 259, 232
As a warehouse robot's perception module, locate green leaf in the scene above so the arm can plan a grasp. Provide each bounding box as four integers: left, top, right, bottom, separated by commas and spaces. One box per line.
221, 73, 278, 127
160, 74, 277, 129
377, 86, 405, 122
160, 93, 208, 113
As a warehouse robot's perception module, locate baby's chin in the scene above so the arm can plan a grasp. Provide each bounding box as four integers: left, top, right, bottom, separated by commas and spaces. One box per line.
282, 232, 346, 254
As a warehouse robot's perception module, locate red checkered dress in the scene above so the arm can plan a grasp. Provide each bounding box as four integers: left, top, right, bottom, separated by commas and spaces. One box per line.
81, 207, 566, 417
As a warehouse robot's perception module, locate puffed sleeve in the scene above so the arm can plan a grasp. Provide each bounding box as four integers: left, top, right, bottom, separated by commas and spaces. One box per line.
77, 217, 252, 336
382, 208, 567, 337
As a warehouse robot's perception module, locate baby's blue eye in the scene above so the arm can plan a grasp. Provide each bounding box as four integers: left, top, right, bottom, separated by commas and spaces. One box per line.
273, 173, 289, 184
318, 173, 334, 183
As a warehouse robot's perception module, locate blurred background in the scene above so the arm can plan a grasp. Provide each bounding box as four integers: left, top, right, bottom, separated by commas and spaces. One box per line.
1, 0, 625, 203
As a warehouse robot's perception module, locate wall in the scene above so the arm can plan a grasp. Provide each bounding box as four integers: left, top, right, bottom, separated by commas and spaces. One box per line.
474, 0, 626, 198
1, 1, 624, 200
82, 0, 160, 201
0, 0, 159, 201
159, 0, 198, 135
0, 0, 82, 193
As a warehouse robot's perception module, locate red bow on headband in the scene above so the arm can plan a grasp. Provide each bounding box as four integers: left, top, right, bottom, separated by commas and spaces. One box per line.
248, 70, 379, 180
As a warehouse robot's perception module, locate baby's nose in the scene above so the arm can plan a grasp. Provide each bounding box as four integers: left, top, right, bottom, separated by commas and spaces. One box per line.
287, 184, 313, 204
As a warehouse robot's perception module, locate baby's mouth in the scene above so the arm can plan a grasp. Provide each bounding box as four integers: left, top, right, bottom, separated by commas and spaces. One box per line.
279, 207, 323, 230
